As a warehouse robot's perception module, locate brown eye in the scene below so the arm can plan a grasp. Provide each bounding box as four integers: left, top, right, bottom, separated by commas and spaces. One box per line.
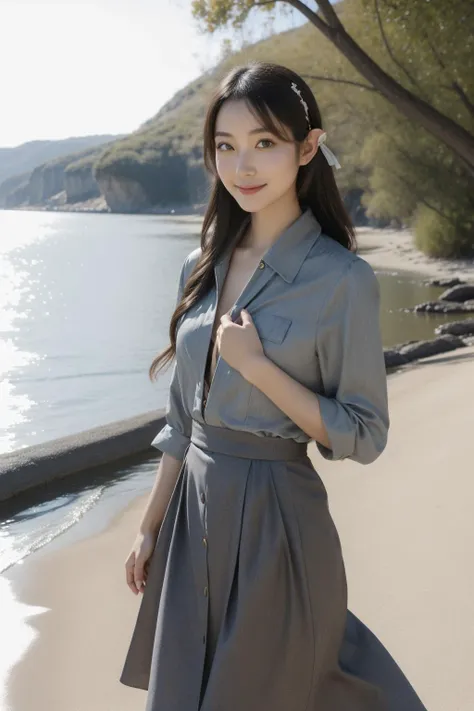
257, 139, 275, 148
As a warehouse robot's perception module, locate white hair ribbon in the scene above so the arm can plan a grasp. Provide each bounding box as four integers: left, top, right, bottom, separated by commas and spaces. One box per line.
290, 81, 341, 170
317, 132, 341, 170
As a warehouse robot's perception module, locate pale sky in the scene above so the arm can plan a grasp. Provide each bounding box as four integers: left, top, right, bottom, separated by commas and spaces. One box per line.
0, 0, 306, 148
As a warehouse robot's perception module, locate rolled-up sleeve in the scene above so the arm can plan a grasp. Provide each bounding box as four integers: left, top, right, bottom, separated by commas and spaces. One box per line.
315, 257, 389, 465
150, 256, 192, 460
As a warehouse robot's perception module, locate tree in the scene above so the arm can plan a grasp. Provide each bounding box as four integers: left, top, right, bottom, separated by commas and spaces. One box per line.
191, 0, 474, 173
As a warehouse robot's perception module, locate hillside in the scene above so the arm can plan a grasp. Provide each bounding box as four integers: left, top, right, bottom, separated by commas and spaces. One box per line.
4, 21, 362, 215
0, 135, 124, 210
0, 135, 120, 186
2, 0, 470, 250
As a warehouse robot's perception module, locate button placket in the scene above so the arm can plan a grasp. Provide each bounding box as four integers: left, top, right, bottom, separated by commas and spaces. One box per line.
200, 489, 209, 646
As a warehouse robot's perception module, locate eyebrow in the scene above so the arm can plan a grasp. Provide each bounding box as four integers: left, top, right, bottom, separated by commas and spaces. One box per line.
215, 128, 271, 137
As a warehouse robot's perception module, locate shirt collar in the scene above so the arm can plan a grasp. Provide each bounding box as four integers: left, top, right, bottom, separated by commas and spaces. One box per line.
261, 207, 322, 283
216, 207, 322, 284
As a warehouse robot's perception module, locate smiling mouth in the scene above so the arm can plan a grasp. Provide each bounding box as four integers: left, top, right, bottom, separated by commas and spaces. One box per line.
236, 184, 267, 193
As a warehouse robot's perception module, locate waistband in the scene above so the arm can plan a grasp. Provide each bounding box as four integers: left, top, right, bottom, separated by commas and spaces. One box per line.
190, 419, 308, 460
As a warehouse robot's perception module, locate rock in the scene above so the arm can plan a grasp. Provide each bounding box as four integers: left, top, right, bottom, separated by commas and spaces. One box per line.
398, 335, 465, 359
425, 278, 466, 287
384, 335, 466, 368
391, 339, 420, 349
412, 300, 474, 313
435, 319, 474, 337
97, 175, 150, 213
384, 350, 411, 368
438, 285, 474, 303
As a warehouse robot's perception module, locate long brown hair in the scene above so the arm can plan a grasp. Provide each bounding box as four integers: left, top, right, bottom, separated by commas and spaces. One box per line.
149, 60, 356, 382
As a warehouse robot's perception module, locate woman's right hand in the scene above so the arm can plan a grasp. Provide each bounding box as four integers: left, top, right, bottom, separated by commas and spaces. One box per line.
125, 530, 158, 595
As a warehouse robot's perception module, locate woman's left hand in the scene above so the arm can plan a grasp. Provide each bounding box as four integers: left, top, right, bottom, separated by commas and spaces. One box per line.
217, 308, 265, 379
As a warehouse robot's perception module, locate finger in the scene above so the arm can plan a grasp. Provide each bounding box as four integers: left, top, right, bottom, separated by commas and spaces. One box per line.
134, 558, 145, 592
125, 558, 139, 595
220, 312, 232, 324
240, 308, 252, 323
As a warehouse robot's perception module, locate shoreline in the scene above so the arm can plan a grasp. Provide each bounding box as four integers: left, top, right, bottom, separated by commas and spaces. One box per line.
10, 204, 474, 283
3, 344, 474, 711
355, 225, 474, 283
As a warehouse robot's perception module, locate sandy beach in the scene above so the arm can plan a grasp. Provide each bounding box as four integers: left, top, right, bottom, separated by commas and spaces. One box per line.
3, 230, 474, 711
356, 225, 474, 282
3, 343, 473, 711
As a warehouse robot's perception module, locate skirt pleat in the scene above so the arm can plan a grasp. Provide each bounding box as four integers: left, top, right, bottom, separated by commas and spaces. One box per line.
120, 422, 427, 711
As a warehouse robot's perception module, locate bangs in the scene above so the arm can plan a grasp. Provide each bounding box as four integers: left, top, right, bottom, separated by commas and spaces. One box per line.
243, 95, 295, 143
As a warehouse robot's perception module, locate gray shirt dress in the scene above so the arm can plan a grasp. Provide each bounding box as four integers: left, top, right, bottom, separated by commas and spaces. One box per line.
120, 208, 427, 711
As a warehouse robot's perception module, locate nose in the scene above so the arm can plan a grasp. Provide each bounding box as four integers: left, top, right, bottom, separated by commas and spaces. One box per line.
235, 149, 257, 177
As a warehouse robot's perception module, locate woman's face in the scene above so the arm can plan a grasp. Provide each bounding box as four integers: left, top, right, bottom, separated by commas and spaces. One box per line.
214, 99, 305, 213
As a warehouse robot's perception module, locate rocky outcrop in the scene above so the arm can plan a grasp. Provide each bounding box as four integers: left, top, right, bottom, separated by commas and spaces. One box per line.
410, 280, 474, 313
384, 334, 466, 368
425, 278, 467, 288
64, 165, 100, 203
435, 319, 474, 337
413, 300, 474, 313
438, 285, 474, 303
0, 139, 118, 209
95, 155, 209, 213
96, 174, 151, 213
29, 163, 65, 203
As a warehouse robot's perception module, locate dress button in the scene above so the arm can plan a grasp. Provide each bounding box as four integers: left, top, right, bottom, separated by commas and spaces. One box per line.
202, 536, 207, 547
200, 492, 205, 504
204, 586, 208, 596
258, 260, 265, 269
202, 635, 206, 644
202, 397, 207, 407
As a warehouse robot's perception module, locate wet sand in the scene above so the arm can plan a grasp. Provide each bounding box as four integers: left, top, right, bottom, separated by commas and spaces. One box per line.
4, 343, 474, 711
356, 225, 474, 282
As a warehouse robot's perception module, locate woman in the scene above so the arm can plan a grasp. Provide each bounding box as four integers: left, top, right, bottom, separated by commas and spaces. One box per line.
120, 62, 427, 711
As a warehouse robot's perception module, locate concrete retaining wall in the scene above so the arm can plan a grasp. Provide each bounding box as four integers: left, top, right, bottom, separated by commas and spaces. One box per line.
0, 411, 165, 502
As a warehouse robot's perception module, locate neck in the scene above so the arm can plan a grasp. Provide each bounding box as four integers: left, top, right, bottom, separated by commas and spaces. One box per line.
240, 193, 303, 252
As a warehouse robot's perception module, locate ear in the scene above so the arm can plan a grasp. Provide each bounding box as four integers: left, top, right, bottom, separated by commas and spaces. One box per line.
299, 128, 325, 167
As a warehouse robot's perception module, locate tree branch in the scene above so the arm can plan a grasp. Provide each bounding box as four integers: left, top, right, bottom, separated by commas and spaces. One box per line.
253, 0, 282, 6
450, 82, 474, 119
283, 1, 474, 171
388, 168, 453, 224
422, 28, 474, 119
301, 73, 379, 92
192, 0, 474, 169
285, 0, 332, 38
314, 0, 343, 29
374, 0, 425, 97
341, 96, 471, 203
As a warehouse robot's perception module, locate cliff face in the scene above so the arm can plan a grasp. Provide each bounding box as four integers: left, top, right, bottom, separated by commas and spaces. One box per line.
96, 175, 150, 213
0, 21, 362, 215
65, 166, 101, 203
29, 163, 65, 203
0, 138, 118, 209
2, 162, 101, 208
95, 150, 209, 213
0, 18, 373, 216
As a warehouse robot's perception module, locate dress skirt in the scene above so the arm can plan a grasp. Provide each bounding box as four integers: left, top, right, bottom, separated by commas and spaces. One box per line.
120, 420, 427, 711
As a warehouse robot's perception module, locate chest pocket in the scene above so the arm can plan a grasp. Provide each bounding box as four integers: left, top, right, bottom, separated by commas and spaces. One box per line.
255, 313, 292, 344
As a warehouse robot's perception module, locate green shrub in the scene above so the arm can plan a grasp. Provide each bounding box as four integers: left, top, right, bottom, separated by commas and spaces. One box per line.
413, 205, 474, 258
